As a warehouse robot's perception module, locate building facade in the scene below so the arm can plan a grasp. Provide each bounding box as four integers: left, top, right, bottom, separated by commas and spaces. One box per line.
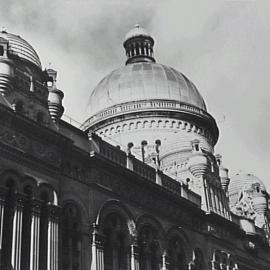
0, 25, 269, 270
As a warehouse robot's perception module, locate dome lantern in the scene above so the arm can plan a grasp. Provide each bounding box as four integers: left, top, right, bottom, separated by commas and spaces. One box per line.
123, 24, 155, 65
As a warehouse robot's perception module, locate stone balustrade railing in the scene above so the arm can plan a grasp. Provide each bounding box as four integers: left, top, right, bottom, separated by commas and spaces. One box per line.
89, 132, 201, 207
82, 99, 212, 130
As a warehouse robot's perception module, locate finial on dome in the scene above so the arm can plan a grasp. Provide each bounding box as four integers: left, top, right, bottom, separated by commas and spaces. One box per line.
123, 24, 155, 65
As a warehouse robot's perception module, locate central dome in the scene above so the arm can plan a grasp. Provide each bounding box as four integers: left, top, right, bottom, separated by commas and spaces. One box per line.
87, 62, 207, 117
83, 25, 218, 152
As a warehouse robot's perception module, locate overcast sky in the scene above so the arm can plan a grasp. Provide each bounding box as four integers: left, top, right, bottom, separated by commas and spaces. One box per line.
1, 0, 270, 190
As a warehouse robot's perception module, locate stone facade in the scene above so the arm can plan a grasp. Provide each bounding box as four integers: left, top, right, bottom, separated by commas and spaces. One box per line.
0, 26, 269, 270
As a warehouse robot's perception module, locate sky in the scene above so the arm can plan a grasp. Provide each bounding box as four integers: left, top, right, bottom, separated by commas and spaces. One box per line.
0, 0, 270, 190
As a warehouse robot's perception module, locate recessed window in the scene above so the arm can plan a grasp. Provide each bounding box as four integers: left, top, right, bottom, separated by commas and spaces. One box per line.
40, 191, 49, 202
37, 112, 45, 123
0, 46, 4, 56
15, 101, 24, 113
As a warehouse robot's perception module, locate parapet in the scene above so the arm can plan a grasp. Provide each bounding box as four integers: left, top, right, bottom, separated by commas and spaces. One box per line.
88, 132, 201, 207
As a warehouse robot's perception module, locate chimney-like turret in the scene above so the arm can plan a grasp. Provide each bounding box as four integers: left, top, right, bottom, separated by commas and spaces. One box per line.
215, 154, 230, 192
47, 68, 64, 123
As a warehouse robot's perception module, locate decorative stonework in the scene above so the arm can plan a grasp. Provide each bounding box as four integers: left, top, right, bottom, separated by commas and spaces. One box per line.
96, 117, 212, 143
83, 99, 212, 129
0, 125, 61, 167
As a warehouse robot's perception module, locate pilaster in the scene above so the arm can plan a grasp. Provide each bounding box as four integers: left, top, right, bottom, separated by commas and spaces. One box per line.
30, 199, 42, 270
161, 251, 169, 270
130, 238, 139, 270
47, 203, 60, 270
11, 193, 26, 270
90, 223, 104, 270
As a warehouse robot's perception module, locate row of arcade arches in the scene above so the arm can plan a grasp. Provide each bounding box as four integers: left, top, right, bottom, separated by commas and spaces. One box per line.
0, 169, 58, 270
92, 200, 205, 270
0, 168, 239, 270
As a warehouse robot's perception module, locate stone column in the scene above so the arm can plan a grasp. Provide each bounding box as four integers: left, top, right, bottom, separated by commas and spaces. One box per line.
130, 241, 139, 270
30, 199, 41, 270
67, 237, 73, 270
161, 251, 169, 270
11, 193, 25, 270
90, 224, 104, 270
47, 203, 60, 270
0, 187, 7, 266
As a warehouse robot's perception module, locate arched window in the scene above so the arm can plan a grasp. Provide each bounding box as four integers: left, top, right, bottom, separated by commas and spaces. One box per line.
62, 203, 82, 270
138, 225, 161, 270
167, 236, 185, 270
0, 46, 4, 56
14, 100, 24, 113
103, 213, 130, 270
37, 111, 45, 123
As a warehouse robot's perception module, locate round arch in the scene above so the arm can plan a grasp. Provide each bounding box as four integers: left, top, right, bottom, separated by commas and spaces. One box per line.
96, 199, 136, 238
136, 214, 166, 247
0, 169, 22, 192
37, 182, 55, 204
21, 176, 38, 198
165, 226, 193, 266
61, 196, 88, 225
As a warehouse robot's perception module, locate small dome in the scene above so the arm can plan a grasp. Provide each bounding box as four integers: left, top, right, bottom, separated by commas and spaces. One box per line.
0, 30, 41, 68
87, 62, 206, 117
229, 173, 266, 198
124, 24, 151, 42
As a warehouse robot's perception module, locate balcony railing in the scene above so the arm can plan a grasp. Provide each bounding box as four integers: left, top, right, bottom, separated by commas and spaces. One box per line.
88, 132, 201, 207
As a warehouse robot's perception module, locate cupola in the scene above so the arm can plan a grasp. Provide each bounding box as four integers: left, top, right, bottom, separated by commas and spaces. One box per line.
123, 24, 155, 65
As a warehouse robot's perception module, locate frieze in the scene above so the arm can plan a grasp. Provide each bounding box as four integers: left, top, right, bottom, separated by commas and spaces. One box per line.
0, 125, 61, 167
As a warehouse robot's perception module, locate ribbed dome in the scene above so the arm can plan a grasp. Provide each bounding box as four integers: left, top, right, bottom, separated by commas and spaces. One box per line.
87, 62, 207, 117
124, 24, 150, 42
0, 30, 41, 68
229, 173, 266, 197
